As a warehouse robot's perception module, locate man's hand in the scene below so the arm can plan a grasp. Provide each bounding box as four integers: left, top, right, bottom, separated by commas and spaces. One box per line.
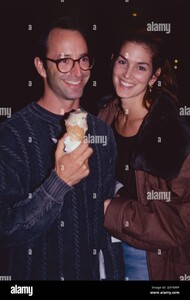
55, 135, 93, 186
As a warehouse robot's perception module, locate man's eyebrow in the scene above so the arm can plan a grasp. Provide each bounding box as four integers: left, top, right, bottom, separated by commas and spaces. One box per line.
59, 52, 89, 58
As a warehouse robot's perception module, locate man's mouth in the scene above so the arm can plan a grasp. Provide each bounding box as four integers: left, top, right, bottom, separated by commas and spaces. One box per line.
64, 80, 82, 86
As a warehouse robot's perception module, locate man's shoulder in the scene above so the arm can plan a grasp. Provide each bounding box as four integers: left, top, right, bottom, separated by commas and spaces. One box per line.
88, 112, 111, 130
0, 103, 33, 130
87, 113, 116, 152
0, 103, 34, 143
87, 112, 115, 141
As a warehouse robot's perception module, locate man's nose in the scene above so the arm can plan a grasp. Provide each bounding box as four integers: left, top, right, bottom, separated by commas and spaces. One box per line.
71, 61, 82, 76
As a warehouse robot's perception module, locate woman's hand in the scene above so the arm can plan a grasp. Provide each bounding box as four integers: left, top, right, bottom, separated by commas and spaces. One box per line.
104, 199, 111, 214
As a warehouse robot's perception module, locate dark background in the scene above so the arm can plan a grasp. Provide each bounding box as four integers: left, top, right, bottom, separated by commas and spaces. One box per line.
0, 0, 189, 121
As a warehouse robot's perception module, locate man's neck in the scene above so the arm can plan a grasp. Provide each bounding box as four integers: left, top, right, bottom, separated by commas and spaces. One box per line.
37, 96, 80, 115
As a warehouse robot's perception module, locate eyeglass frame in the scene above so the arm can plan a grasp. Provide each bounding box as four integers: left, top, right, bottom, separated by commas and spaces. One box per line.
45, 55, 94, 73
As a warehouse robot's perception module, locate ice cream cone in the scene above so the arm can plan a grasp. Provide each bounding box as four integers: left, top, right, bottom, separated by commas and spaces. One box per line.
66, 125, 86, 142
64, 108, 88, 152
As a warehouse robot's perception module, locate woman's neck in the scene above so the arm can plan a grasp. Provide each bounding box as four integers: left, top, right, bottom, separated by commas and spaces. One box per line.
115, 97, 148, 137
120, 96, 148, 120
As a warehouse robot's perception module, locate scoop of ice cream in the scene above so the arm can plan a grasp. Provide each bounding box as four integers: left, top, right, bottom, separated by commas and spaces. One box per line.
64, 137, 81, 153
64, 109, 88, 152
65, 109, 88, 128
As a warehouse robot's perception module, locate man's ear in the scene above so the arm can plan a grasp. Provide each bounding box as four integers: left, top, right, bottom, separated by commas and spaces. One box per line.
149, 67, 161, 86
34, 57, 47, 78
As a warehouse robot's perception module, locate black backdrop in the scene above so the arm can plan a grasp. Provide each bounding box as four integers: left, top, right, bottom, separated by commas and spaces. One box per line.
0, 0, 189, 118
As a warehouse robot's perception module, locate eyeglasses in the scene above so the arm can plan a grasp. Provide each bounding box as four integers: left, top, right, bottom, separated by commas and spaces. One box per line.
46, 55, 94, 73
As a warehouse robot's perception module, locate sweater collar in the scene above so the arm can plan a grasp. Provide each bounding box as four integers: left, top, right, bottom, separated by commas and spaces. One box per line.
28, 102, 85, 127
28, 102, 64, 126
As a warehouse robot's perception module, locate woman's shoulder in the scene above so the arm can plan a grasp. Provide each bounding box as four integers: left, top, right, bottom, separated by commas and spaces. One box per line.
97, 95, 120, 125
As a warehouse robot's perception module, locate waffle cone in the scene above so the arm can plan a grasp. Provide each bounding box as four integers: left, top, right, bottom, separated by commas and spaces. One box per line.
66, 125, 86, 142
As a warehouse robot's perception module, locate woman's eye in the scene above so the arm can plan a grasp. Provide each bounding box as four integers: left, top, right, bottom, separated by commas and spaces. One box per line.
137, 65, 146, 71
118, 59, 127, 65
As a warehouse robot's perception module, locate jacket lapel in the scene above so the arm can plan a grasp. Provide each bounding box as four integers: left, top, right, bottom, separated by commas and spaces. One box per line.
131, 91, 190, 180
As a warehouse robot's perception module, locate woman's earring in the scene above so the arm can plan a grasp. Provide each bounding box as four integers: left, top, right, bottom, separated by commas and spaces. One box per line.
149, 84, 153, 93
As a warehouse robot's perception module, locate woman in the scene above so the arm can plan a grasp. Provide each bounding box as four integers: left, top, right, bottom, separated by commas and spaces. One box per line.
98, 29, 190, 280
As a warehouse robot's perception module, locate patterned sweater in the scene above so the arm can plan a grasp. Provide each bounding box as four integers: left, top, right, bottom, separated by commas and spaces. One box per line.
0, 102, 123, 280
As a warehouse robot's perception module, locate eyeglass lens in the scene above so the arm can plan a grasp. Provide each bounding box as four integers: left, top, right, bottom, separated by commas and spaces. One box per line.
58, 56, 92, 72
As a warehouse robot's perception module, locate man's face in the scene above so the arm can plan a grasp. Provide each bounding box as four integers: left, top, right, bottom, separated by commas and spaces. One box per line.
45, 28, 90, 101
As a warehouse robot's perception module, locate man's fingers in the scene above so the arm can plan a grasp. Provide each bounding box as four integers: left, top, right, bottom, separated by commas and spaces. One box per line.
68, 140, 93, 162
55, 134, 68, 157
78, 146, 93, 164
56, 136, 93, 164
71, 140, 90, 157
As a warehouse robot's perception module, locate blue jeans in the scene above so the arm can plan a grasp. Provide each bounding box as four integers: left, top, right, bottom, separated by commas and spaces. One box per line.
122, 242, 149, 280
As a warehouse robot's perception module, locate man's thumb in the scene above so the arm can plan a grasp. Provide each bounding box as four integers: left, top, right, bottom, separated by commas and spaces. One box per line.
55, 133, 68, 157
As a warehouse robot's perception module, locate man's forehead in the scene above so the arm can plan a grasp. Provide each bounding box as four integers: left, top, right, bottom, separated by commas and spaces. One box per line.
47, 29, 87, 48
48, 28, 84, 40
46, 29, 88, 56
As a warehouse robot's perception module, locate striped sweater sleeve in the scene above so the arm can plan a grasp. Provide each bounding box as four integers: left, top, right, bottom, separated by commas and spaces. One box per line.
0, 123, 73, 247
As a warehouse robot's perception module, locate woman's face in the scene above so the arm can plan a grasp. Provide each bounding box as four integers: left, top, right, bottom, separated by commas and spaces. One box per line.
113, 41, 158, 101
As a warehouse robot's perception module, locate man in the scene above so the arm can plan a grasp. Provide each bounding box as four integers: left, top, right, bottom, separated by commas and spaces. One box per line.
0, 17, 124, 280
